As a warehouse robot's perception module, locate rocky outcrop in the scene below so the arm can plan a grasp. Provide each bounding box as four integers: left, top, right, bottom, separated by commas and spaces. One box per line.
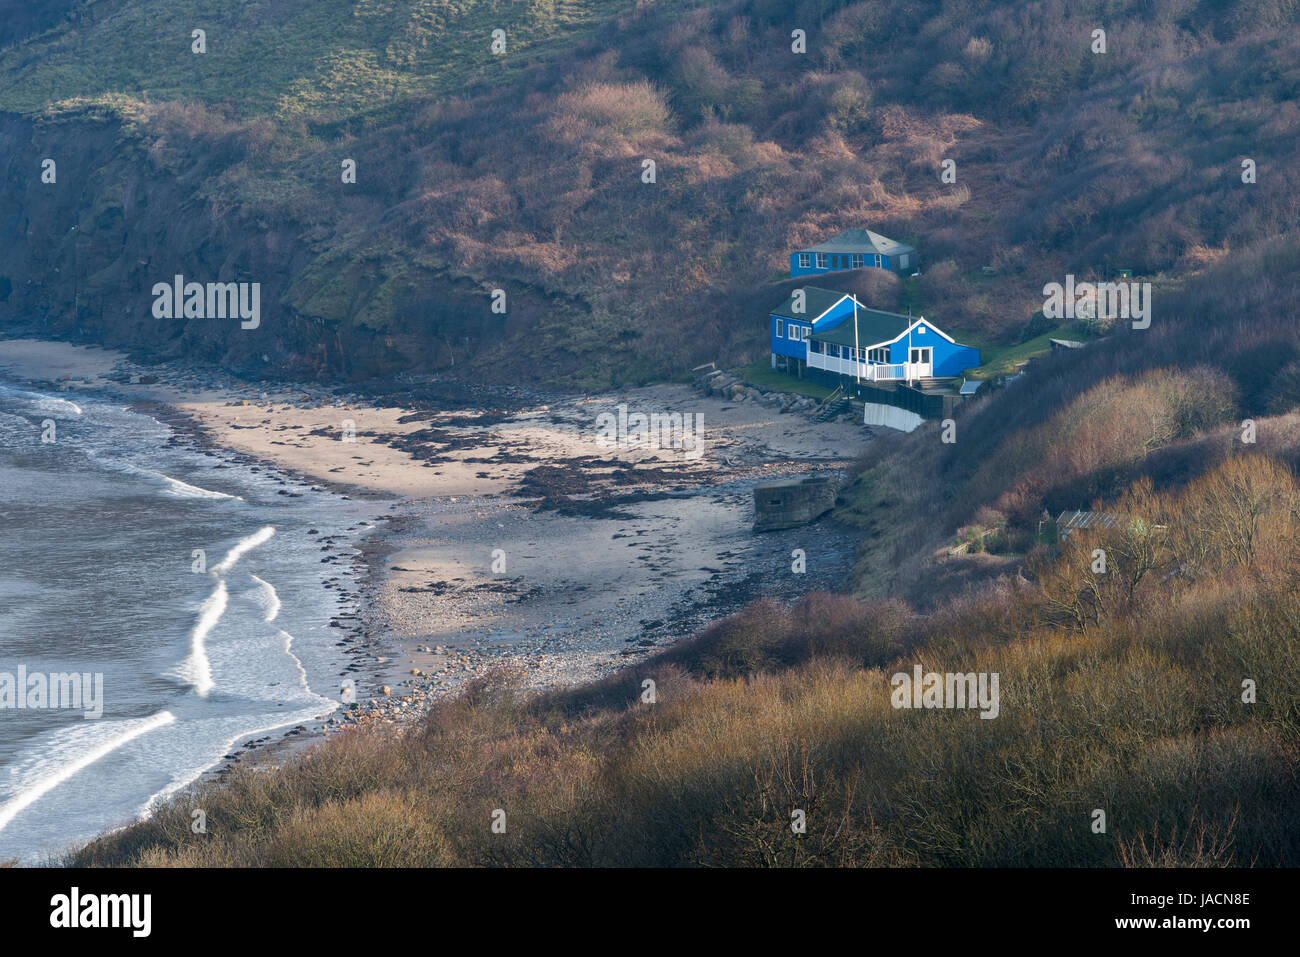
693, 366, 840, 417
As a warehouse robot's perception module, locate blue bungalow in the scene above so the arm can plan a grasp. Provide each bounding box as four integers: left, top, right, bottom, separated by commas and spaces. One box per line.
770, 287, 862, 374
790, 229, 917, 277
770, 286, 979, 383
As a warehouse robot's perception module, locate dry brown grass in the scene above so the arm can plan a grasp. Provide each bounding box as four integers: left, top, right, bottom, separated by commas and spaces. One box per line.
65, 459, 1300, 868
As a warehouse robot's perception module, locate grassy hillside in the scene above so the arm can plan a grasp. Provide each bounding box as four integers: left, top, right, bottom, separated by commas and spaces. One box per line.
1, 0, 1297, 384
0, 0, 630, 118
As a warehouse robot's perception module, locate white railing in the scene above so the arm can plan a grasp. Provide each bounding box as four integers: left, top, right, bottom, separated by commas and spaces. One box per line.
870, 363, 908, 381
806, 349, 909, 381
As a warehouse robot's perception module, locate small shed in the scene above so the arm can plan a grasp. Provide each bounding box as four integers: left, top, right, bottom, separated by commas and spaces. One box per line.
1054, 510, 1123, 539
1049, 338, 1086, 351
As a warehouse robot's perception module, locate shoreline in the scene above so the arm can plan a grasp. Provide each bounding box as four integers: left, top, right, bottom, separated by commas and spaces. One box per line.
0, 336, 873, 787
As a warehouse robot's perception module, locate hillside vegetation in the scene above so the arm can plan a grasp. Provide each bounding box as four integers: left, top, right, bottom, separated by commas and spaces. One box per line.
19, 0, 1300, 867
70, 445, 1300, 866
66, 223, 1300, 866
1, 0, 1297, 384
842, 238, 1300, 601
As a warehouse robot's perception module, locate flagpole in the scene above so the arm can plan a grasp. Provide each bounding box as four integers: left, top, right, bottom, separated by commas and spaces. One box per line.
853, 295, 860, 385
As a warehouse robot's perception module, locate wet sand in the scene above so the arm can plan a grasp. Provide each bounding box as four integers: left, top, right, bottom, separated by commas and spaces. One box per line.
0, 337, 871, 739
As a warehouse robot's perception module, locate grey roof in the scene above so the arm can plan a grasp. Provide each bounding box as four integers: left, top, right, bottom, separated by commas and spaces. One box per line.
802, 229, 915, 256
755, 475, 834, 492
770, 286, 850, 321
959, 378, 983, 395
812, 307, 914, 348
1055, 510, 1123, 532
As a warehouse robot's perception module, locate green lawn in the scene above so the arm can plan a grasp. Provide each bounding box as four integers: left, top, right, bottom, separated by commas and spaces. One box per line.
738, 327, 1071, 394
963, 327, 1076, 380
736, 362, 836, 399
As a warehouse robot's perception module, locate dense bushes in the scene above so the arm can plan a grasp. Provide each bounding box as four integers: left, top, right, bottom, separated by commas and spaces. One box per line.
838, 232, 1300, 605
1030, 455, 1300, 629
986, 366, 1238, 524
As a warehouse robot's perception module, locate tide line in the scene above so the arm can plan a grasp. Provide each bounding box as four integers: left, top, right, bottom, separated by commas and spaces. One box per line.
0, 710, 176, 833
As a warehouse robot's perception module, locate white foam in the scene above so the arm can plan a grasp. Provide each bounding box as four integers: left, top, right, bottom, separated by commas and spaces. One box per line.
40, 397, 82, 416
88, 454, 243, 501
155, 472, 240, 501
171, 528, 275, 697
248, 574, 281, 622
137, 703, 336, 816
0, 710, 175, 833
212, 526, 275, 576
0, 386, 82, 417
278, 629, 313, 694
174, 581, 225, 697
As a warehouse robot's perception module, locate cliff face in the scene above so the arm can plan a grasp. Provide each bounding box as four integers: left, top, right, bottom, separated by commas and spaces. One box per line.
0, 108, 479, 381
1, 1, 1297, 389
1, 112, 304, 376
0, 0, 597, 384
0, 96, 598, 384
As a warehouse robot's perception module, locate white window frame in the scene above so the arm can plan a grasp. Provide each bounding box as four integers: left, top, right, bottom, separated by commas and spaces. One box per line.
815, 253, 828, 269
873, 253, 882, 268
775, 318, 784, 338
801, 326, 811, 342
798, 253, 810, 268
899, 253, 910, 269
851, 253, 863, 268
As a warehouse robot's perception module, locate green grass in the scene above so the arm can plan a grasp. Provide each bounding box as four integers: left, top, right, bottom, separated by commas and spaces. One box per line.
0, 0, 643, 121
897, 274, 924, 317
736, 362, 836, 399
963, 327, 1074, 380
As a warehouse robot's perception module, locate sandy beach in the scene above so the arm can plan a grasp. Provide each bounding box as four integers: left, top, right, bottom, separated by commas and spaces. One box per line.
0, 337, 872, 742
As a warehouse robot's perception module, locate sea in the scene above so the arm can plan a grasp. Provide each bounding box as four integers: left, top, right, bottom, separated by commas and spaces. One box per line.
0, 377, 374, 863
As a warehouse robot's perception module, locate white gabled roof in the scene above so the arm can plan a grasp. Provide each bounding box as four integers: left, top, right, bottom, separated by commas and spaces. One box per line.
878, 318, 956, 348
809, 304, 962, 351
